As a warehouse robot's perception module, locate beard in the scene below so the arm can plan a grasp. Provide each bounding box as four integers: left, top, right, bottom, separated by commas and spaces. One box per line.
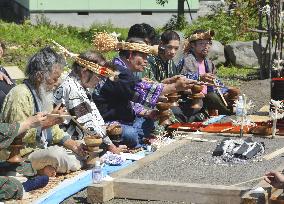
38, 83, 54, 112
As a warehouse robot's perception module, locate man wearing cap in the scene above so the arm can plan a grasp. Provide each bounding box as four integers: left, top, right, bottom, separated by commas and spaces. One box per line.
179, 29, 233, 115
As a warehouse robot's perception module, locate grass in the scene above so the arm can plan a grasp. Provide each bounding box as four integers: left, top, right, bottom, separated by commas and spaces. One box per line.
0, 20, 128, 71
0, 19, 259, 81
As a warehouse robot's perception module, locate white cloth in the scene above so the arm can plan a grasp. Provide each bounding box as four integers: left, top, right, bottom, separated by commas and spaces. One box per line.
28, 145, 82, 173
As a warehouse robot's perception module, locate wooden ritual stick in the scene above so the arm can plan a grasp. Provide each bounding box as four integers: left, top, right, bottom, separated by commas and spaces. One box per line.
220, 127, 234, 133
230, 171, 284, 187
229, 176, 265, 186
70, 117, 93, 135
189, 79, 225, 88
213, 79, 228, 107
47, 113, 77, 119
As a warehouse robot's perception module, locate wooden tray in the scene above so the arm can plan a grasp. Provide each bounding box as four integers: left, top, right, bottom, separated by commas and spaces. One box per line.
199, 122, 252, 134
167, 122, 204, 132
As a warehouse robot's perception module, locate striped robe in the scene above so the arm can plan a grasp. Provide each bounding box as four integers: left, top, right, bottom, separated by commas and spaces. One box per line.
53, 74, 112, 145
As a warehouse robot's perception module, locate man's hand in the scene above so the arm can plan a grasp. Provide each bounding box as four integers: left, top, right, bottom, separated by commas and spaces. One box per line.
264, 171, 284, 189
199, 73, 215, 83
161, 75, 184, 84
42, 104, 67, 129
174, 78, 195, 92
108, 144, 127, 154
63, 139, 87, 158
140, 109, 159, 120
18, 112, 47, 135
0, 72, 13, 85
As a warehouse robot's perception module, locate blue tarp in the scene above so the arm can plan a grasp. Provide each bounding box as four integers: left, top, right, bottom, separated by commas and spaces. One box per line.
34, 151, 146, 204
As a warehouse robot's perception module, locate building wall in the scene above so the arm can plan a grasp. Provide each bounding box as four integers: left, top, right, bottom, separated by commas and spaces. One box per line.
12, 0, 200, 28
14, 0, 199, 11
29, 12, 197, 28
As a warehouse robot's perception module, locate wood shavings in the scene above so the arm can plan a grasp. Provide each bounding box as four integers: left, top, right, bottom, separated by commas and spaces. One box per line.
20, 170, 85, 203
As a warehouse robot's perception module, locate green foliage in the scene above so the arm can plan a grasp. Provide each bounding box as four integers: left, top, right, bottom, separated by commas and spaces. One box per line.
217, 65, 259, 81
156, 0, 168, 6
164, 14, 189, 30
0, 20, 128, 71
182, 0, 259, 44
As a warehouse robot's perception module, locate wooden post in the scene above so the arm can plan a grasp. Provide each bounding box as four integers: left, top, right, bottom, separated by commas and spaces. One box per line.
87, 181, 114, 203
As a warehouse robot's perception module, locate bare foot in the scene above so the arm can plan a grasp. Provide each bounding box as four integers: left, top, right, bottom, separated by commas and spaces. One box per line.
38, 165, 56, 177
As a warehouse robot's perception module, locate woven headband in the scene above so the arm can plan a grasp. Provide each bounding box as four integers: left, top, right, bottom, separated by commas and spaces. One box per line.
188, 30, 214, 42
52, 40, 119, 81
93, 32, 158, 55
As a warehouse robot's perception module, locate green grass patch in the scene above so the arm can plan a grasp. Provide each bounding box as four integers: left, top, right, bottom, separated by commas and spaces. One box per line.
0, 20, 128, 71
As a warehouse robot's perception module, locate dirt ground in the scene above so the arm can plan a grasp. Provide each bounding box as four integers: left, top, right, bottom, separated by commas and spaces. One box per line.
238, 79, 270, 114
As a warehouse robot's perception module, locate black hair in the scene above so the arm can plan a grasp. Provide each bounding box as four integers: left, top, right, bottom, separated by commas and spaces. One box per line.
128, 23, 157, 45
160, 30, 180, 44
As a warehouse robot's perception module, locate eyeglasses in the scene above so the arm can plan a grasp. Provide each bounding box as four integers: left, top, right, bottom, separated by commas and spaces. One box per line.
196, 41, 212, 46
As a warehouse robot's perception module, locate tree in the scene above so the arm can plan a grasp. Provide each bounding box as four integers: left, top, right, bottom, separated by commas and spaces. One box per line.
156, 0, 186, 29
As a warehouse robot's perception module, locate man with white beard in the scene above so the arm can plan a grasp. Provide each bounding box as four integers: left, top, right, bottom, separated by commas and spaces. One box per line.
0, 47, 86, 177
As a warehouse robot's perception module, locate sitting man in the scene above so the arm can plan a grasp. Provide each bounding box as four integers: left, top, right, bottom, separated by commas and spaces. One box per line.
0, 41, 15, 110
142, 30, 204, 123
145, 30, 181, 81
93, 35, 195, 148
0, 113, 47, 201
1, 47, 86, 177
53, 50, 122, 154
179, 29, 238, 116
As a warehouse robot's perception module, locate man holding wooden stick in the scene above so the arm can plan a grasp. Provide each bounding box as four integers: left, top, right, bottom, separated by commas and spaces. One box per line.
179, 29, 239, 116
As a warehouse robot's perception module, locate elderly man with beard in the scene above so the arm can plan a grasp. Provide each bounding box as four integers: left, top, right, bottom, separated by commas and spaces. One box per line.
1, 47, 86, 177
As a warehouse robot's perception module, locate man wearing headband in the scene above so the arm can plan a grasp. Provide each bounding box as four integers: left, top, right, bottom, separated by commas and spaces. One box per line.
93, 36, 195, 148
179, 29, 234, 116
53, 50, 122, 154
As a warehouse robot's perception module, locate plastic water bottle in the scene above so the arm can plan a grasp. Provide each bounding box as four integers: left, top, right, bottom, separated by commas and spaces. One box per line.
92, 161, 102, 183
236, 95, 244, 120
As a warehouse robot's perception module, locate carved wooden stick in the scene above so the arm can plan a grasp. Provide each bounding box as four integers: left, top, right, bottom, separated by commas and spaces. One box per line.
213, 79, 228, 107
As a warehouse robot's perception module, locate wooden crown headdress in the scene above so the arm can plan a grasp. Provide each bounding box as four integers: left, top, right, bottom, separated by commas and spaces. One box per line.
188, 30, 214, 42
93, 32, 158, 55
52, 40, 119, 81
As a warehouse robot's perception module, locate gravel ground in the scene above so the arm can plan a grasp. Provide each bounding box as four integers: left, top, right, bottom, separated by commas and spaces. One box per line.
126, 135, 284, 187
239, 79, 270, 114
62, 79, 272, 204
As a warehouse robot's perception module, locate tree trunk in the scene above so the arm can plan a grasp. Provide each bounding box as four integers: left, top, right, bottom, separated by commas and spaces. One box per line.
178, 0, 185, 17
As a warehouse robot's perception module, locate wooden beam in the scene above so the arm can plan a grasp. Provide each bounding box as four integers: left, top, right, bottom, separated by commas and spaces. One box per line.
87, 181, 114, 203
114, 178, 248, 204
263, 147, 284, 160
110, 139, 189, 178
